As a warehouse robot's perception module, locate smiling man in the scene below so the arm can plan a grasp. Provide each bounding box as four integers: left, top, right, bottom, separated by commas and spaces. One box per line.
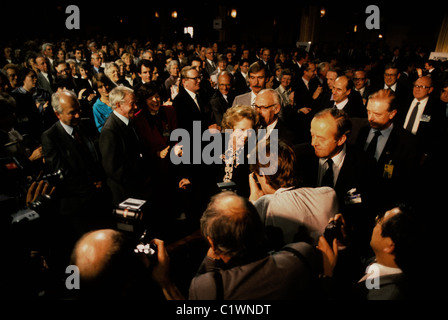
331, 75, 366, 118
99, 86, 151, 205
294, 108, 378, 254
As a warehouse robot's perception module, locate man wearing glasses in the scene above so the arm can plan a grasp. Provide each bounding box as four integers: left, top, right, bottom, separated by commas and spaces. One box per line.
173, 66, 212, 133
398, 76, 445, 167
172, 66, 214, 219
254, 88, 295, 146
371, 63, 412, 114
353, 69, 373, 106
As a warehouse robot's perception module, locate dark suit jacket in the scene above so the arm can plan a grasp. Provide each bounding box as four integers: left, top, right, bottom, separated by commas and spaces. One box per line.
395, 96, 446, 159
42, 120, 103, 193
99, 112, 151, 205
293, 77, 319, 111
320, 90, 367, 118
41, 120, 108, 223
354, 123, 421, 210
294, 143, 377, 205
209, 90, 234, 127
37, 72, 53, 95
233, 71, 250, 96
272, 118, 297, 146
370, 81, 412, 117
293, 143, 378, 252
173, 86, 212, 134
204, 60, 216, 76
172, 86, 216, 215
171, 85, 213, 185
91, 66, 105, 75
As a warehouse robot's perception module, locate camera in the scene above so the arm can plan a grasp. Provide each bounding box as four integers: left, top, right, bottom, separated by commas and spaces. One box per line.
323, 219, 343, 246
217, 181, 237, 193
134, 229, 157, 261
37, 169, 64, 184
113, 198, 147, 233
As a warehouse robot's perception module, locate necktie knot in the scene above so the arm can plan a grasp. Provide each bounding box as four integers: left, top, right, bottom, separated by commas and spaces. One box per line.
322, 158, 334, 188
405, 102, 420, 132
366, 130, 381, 159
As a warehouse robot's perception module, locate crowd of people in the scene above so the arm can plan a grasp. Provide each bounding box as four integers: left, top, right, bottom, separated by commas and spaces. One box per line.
1, 34, 448, 300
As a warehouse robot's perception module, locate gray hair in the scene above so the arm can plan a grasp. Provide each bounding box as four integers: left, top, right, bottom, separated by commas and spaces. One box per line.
52, 90, 78, 114
104, 62, 119, 78
257, 88, 281, 106
109, 86, 134, 110
166, 60, 179, 72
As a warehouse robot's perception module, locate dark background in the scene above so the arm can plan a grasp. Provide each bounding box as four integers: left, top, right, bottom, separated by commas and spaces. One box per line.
0, 1, 445, 51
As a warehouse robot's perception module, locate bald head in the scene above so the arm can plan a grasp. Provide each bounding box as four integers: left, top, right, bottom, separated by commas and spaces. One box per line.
332, 76, 352, 103
209, 191, 248, 217
200, 191, 267, 259
71, 229, 124, 282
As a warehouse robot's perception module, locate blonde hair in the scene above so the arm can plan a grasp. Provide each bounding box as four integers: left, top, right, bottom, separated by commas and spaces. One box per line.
221, 104, 258, 130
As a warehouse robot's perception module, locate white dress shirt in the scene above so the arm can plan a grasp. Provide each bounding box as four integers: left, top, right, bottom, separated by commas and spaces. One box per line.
403, 97, 428, 134
318, 144, 347, 187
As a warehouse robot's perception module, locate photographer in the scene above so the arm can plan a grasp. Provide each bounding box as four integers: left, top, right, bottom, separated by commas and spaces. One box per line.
317, 206, 437, 300
249, 139, 339, 247
41, 90, 112, 271
189, 191, 321, 300
70, 228, 184, 300
1, 179, 56, 299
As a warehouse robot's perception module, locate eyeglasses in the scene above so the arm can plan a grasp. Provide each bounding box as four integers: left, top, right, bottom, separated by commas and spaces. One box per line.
414, 85, 431, 89
254, 103, 276, 110
384, 73, 398, 77
186, 76, 202, 81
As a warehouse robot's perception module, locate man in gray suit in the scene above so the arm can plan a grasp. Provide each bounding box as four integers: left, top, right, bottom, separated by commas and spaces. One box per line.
232, 61, 266, 108
35, 53, 54, 94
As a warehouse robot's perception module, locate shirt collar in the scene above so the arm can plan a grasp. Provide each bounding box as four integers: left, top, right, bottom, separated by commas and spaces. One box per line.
370, 122, 394, 139
185, 87, 197, 101
320, 144, 346, 168
250, 91, 257, 106
59, 120, 74, 136
335, 97, 349, 109
384, 83, 397, 91
113, 110, 130, 125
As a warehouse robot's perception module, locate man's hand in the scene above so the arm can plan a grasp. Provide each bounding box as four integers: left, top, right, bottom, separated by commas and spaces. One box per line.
28, 146, 43, 162
150, 238, 185, 300
157, 145, 170, 159
26, 180, 55, 207
248, 172, 265, 202
316, 236, 339, 277
179, 178, 191, 189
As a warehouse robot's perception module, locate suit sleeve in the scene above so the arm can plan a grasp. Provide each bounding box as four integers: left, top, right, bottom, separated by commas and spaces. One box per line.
99, 127, 127, 186
41, 130, 67, 175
